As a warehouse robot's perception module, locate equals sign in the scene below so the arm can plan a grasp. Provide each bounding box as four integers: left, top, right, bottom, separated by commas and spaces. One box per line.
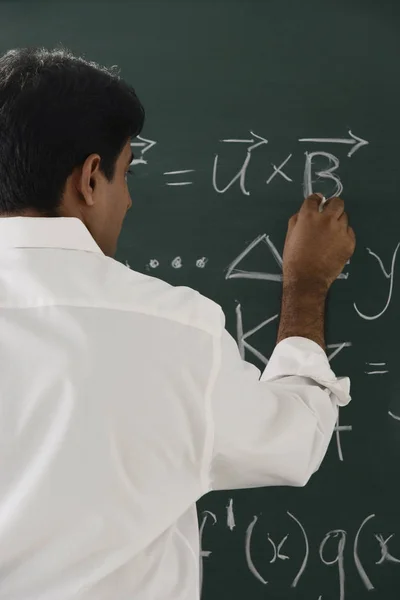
365, 362, 389, 375
164, 169, 195, 186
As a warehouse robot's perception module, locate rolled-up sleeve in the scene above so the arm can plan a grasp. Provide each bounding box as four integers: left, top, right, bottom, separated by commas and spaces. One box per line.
209, 331, 351, 491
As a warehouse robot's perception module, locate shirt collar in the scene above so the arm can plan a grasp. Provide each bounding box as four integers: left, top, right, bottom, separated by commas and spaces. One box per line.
0, 217, 103, 254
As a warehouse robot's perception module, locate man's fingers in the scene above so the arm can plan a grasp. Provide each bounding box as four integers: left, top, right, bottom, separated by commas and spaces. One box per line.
324, 196, 345, 218
298, 195, 351, 234
348, 226, 356, 245
301, 193, 324, 213
339, 211, 348, 227
287, 212, 298, 231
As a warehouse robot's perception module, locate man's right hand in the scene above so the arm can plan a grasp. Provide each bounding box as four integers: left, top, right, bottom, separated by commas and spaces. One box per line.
282, 194, 356, 293
276, 194, 356, 349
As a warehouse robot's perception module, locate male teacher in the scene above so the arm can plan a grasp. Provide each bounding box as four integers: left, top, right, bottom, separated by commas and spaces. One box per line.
0, 47, 355, 599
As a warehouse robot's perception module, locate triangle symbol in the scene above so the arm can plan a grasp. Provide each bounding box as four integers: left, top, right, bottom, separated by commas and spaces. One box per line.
225, 234, 283, 282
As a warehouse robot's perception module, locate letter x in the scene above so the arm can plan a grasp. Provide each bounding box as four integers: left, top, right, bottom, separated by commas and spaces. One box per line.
266, 154, 293, 184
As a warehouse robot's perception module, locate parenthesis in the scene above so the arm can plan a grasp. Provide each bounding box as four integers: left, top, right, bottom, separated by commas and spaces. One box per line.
245, 515, 268, 585
288, 511, 309, 588
353, 514, 375, 590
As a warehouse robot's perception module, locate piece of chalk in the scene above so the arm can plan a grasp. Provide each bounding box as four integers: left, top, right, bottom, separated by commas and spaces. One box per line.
318, 195, 327, 213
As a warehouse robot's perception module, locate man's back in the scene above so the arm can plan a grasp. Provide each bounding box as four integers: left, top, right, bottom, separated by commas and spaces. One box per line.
0, 216, 350, 599
0, 217, 222, 598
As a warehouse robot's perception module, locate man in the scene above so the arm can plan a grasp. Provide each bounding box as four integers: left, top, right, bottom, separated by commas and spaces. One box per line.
0, 47, 355, 599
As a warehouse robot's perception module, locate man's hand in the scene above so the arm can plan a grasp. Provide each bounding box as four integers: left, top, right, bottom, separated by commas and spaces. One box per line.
283, 194, 356, 292
276, 194, 356, 349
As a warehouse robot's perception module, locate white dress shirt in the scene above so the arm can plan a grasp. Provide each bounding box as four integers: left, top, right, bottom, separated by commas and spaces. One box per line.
0, 217, 350, 600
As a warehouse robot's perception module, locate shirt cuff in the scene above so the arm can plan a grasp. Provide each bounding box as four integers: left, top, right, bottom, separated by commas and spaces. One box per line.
260, 336, 351, 407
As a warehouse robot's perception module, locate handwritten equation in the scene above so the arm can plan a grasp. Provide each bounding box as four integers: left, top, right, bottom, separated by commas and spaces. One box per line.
129, 130, 400, 458
131, 129, 397, 325
199, 504, 400, 600
131, 130, 369, 197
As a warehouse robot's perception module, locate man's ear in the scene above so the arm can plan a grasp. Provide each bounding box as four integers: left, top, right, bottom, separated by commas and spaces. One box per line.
76, 153, 102, 207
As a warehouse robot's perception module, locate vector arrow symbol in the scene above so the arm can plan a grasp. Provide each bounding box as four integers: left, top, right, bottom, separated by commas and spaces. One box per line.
299, 130, 369, 157
130, 135, 157, 164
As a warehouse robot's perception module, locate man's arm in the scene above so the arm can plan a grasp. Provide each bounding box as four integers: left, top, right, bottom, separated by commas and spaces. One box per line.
208, 194, 355, 492
277, 281, 327, 349
277, 194, 356, 349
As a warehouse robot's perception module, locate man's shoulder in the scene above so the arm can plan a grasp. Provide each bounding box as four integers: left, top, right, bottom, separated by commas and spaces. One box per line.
101, 257, 225, 337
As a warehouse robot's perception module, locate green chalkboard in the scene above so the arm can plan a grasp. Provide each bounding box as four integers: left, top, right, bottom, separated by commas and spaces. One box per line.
2, 0, 400, 598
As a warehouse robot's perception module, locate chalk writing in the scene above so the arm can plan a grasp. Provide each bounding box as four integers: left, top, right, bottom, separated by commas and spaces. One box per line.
334, 412, 352, 462
389, 411, 400, 421
267, 533, 289, 563
266, 153, 293, 184
133, 128, 368, 193
226, 233, 349, 281
130, 134, 157, 165
145, 257, 209, 270
354, 244, 400, 320
171, 256, 183, 269
288, 511, 310, 587
226, 234, 282, 282
365, 361, 388, 375
375, 534, 400, 564
235, 303, 278, 365
303, 151, 343, 199
245, 516, 268, 584
200, 509, 399, 598
226, 498, 235, 531
212, 131, 268, 195
326, 342, 352, 361
196, 257, 208, 268
353, 514, 375, 590
199, 510, 217, 595
164, 168, 195, 186
320, 530, 347, 600
298, 130, 369, 158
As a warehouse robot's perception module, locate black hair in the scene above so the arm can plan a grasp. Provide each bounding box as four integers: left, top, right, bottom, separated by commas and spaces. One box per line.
0, 46, 144, 215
